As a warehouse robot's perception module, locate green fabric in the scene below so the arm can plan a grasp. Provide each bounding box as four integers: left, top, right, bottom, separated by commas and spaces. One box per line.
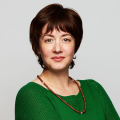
15, 79, 120, 120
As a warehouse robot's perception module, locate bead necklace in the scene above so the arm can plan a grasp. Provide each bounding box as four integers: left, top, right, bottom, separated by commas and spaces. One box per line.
37, 75, 86, 114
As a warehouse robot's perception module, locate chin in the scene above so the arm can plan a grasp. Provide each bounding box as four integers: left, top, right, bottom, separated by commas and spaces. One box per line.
49, 65, 69, 71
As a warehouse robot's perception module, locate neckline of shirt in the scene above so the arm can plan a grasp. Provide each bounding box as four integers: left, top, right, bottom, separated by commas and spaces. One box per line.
29, 80, 86, 100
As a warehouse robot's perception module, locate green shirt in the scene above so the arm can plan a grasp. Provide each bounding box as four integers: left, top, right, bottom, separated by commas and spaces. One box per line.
15, 79, 120, 120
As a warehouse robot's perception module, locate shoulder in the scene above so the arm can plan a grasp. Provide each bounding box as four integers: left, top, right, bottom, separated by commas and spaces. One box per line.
15, 82, 50, 111
16, 82, 36, 95
15, 82, 35, 101
85, 79, 104, 91
78, 79, 102, 86
15, 81, 48, 102
77, 79, 105, 93
15, 82, 60, 119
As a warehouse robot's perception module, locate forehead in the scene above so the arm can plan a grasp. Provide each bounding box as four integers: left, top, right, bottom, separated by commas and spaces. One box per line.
41, 24, 71, 36
41, 24, 48, 34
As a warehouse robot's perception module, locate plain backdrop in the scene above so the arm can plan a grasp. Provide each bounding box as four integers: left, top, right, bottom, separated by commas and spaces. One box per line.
0, 0, 120, 119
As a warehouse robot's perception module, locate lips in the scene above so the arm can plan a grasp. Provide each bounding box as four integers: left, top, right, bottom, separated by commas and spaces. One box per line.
52, 56, 65, 62
52, 56, 65, 59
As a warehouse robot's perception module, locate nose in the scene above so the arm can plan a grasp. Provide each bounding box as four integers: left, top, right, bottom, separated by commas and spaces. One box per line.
53, 40, 62, 53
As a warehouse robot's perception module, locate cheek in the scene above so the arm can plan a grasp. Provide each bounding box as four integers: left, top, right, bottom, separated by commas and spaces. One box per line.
40, 46, 52, 58
63, 45, 75, 58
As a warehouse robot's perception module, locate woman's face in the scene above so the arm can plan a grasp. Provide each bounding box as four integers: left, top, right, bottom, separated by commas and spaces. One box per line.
39, 25, 75, 72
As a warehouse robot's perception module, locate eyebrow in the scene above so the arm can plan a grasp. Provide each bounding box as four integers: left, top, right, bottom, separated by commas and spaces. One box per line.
42, 34, 53, 39
42, 33, 72, 39
62, 34, 72, 37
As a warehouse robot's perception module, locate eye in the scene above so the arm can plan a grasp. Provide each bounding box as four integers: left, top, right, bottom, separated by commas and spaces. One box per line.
63, 38, 70, 42
45, 39, 53, 43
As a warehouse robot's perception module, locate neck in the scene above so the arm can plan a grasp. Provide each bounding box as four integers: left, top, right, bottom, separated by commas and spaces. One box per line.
39, 69, 71, 89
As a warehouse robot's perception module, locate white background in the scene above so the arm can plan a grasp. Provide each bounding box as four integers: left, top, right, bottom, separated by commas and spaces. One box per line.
0, 0, 120, 119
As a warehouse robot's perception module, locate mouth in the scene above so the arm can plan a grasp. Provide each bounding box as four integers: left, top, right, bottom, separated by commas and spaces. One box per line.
52, 56, 65, 62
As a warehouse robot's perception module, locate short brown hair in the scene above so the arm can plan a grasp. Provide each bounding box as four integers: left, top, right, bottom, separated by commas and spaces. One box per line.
30, 3, 83, 69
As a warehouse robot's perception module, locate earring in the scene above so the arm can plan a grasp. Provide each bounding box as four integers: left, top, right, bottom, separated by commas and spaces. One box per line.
69, 55, 76, 69
39, 54, 48, 69
73, 55, 76, 59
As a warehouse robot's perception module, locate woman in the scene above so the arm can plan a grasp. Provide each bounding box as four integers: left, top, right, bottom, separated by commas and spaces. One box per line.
15, 4, 120, 120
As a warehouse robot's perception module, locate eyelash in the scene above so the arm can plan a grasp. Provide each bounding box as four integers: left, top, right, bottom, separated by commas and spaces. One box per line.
63, 38, 71, 42
45, 39, 71, 43
45, 39, 52, 43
